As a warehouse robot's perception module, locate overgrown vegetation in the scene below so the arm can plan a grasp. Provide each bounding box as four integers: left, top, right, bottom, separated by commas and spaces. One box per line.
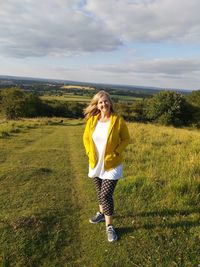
0, 119, 199, 266
115, 90, 199, 126
1, 87, 200, 127
186, 90, 200, 127
0, 88, 86, 120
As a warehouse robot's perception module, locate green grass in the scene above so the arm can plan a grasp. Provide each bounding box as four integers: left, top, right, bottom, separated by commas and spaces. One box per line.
0, 119, 199, 266
0, 118, 68, 138
111, 94, 142, 101
40, 94, 91, 103
0, 119, 82, 266
40, 94, 142, 103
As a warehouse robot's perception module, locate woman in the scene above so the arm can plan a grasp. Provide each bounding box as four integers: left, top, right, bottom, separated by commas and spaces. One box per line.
83, 90, 130, 242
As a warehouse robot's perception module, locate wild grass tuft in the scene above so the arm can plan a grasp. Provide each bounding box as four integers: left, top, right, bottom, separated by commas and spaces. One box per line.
0, 119, 199, 266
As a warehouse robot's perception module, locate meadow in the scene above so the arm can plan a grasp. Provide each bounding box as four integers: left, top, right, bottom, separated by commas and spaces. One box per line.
40, 93, 140, 104
0, 118, 199, 267
40, 94, 91, 103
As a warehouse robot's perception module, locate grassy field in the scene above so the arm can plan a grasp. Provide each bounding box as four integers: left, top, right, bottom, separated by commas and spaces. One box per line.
40, 94, 91, 103
40, 94, 141, 103
0, 119, 199, 267
111, 94, 142, 101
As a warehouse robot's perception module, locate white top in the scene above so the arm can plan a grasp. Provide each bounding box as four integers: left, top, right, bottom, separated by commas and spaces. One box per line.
88, 120, 123, 180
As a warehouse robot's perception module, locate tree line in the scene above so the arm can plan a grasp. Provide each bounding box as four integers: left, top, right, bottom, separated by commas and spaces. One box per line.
0, 88, 85, 120
1, 87, 200, 127
116, 89, 200, 127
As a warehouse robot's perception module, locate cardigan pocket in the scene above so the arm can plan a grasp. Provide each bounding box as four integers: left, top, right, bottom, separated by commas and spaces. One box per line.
105, 152, 122, 163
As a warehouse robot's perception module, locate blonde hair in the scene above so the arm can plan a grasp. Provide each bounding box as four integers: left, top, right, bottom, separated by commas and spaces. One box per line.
84, 90, 114, 119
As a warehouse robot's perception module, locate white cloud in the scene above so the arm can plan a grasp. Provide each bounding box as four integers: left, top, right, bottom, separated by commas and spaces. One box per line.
1, 55, 199, 89
85, 0, 200, 43
0, 0, 121, 58
1, 0, 200, 58
92, 58, 200, 76
44, 58, 200, 89
0, 0, 200, 90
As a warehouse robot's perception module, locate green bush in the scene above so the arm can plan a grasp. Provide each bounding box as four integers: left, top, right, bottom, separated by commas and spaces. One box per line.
0, 87, 86, 119
0, 88, 44, 119
186, 90, 200, 124
114, 100, 146, 122
144, 90, 192, 126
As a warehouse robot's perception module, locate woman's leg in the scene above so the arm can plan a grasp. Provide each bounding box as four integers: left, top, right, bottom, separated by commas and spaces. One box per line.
100, 179, 118, 226
92, 178, 118, 241
89, 177, 105, 224
93, 177, 103, 212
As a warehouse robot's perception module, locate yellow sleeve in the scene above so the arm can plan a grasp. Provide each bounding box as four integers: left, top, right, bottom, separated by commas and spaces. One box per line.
83, 119, 91, 156
115, 117, 130, 154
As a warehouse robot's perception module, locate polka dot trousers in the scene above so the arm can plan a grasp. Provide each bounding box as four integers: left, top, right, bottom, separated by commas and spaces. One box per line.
93, 177, 118, 216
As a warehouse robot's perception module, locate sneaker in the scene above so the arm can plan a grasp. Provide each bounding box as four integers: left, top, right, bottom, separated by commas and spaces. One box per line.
89, 212, 105, 224
107, 225, 118, 242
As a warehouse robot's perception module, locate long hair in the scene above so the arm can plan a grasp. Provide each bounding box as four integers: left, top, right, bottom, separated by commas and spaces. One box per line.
84, 90, 114, 120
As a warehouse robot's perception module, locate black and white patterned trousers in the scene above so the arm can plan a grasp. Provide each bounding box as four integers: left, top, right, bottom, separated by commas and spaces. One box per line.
93, 177, 118, 216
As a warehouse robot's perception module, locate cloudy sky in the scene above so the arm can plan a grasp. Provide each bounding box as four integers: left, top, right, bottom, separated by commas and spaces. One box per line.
0, 0, 200, 90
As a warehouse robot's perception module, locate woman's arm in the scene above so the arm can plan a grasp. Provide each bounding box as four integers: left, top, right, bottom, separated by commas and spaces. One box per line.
115, 117, 130, 155
83, 119, 91, 156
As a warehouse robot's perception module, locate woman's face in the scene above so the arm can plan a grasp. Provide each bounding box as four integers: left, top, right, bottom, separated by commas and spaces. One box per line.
97, 95, 111, 114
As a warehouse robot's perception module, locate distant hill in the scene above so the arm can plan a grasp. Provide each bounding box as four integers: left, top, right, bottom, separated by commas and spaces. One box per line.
61, 85, 95, 91
0, 74, 192, 95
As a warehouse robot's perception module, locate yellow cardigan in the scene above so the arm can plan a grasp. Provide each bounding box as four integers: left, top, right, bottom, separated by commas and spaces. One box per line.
83, 113, 130, 170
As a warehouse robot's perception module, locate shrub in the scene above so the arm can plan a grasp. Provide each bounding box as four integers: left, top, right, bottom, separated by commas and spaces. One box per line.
0, 88, 44, 119
0, 131, 10, 138
186, 90, 200, 124
144, 90, 192, 126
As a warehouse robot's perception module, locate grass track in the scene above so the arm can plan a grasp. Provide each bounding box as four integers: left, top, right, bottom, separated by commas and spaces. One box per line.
0, 121, 82, 266
0, 119, 200, 266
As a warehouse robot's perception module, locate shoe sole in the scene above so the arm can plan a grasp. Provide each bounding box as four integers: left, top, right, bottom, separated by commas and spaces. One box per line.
89, 218, 105, 224
108, 236, 118, 242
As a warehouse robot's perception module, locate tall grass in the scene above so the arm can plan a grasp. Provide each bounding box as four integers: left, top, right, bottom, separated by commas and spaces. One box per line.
0, 119, 82, 266
112, 123, 200, 266
121, 123, 200, 210
0, 118, 68, 138
0, 119, 199, 266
